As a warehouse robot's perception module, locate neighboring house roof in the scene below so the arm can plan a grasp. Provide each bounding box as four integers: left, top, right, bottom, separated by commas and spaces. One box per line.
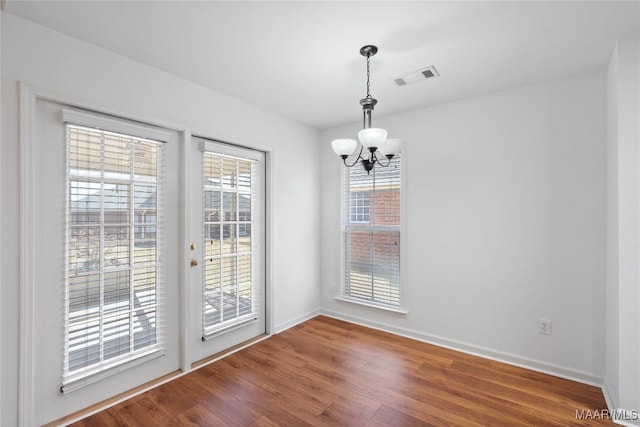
72, 187, 250, 211
71, 185, 156, 211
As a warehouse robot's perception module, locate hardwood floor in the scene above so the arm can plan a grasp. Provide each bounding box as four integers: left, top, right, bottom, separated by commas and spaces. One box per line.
70, 316, 612, 426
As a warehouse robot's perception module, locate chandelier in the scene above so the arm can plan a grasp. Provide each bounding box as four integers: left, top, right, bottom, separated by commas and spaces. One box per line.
331, 45, 402, 173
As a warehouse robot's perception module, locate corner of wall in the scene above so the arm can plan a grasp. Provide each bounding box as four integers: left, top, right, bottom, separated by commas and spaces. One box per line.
605, 34, 640, 421
605, 38, 621, 413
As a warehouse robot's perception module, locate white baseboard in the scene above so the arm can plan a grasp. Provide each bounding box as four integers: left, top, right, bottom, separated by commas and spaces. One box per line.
601, 383, 640, 427
273, 308, 321, 334
602, 382, 619, 416
319, 308, 603, 387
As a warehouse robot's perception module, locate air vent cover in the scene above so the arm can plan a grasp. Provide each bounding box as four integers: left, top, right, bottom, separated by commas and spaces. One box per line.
393, 66, 439, 87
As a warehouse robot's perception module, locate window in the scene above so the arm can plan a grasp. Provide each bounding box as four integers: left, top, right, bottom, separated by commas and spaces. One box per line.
202, 152, 258, 337
350, 192, 370, 223
341, 155, 402, 308
64, 123, 164, 389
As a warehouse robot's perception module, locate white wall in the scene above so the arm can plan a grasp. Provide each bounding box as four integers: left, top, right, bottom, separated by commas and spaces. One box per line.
321, 71, 607, 383
606, 36, 640, 421
1, 13, 320, 425
0, 8, 3, 427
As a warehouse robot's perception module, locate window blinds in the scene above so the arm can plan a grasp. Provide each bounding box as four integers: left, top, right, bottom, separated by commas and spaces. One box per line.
342, 155, 401, 307
201, 150, 259, 339
62, 121, 165, 392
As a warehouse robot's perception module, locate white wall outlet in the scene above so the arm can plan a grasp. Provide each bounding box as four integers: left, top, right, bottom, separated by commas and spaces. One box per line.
539, 319, 552, 335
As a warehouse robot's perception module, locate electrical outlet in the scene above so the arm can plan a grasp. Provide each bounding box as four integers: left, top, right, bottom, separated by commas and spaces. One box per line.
539, 319, 552, 335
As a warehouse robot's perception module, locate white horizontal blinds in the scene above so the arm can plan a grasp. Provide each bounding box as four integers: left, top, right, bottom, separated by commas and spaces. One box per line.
64, 123, 164, 389
202, 151, 258, 337
343, 154, 401, 307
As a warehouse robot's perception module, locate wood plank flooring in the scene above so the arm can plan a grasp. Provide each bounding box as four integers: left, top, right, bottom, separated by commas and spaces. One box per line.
70, 316, 612, 426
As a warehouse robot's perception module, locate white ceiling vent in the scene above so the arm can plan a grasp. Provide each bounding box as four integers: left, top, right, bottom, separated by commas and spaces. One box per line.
393, 66, 439, 87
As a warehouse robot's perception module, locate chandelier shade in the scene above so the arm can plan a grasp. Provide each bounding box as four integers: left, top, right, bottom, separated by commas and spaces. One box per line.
377, 138, 402, 157
331, 138, 358, 157
331, 45, 403, 173
358, 128, 387, 150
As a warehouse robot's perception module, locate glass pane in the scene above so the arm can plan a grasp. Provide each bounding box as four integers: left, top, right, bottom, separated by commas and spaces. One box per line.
133, 239, 158, 266
104, 184, 129, 224
238, 194, 251, 221
134, 236, 156, 265
222, 157, 236, 188
67, 320, 101, 371
222, 257, 237, 321
371, 230, 400, 304
103, 311, 131, 360
238, 161, 251, 190
238, 255, 252, 316
238, 224, 251, 253
69, 181, 101, 224
134, 185, 156, 219
103, 133, 131, 180
223, 192, 237, 222
134, 141, 158, 181
204, 259, 222, 327
104, 226, 130, 267
221, 261, 236, 288
68, 127, 101, 178
222, 224, 237, 254
103, 270, 130, 314
134, 267, 156, 308
133, 186, 157, 264
205, 226, 221, 258
68, 274, 101, 319
133, 307, 157, 350
204, 153, 221, 187
204, 190, 220, 222
68, 225, 100, 274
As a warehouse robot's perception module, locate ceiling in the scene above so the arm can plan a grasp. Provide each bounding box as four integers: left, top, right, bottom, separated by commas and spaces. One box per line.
4, 1, 639, 130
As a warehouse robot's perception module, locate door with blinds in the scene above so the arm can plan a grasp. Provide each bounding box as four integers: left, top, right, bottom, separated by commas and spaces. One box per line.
189, 137, 266, 364
30, 99, 181, 425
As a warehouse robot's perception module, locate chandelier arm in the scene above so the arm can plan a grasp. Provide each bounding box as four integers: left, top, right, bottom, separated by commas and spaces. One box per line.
343, 145, 365, 168
373, 152, 393, 167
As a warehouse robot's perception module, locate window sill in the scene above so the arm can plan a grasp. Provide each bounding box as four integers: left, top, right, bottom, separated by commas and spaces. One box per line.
334, 296, 409, 316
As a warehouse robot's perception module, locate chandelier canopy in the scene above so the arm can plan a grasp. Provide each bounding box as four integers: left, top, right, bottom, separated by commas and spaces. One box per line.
331, 45, 402, 173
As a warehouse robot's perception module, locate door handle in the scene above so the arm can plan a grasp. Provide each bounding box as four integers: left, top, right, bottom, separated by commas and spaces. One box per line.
190, 258, 198, 267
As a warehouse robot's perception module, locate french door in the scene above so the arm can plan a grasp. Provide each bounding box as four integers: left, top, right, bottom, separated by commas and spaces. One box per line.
188, 136, 266, 363
29, 98, 181, 425
26, 97, 266, 424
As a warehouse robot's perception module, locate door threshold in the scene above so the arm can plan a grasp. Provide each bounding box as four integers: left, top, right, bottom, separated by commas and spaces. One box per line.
191, 333, 271, 369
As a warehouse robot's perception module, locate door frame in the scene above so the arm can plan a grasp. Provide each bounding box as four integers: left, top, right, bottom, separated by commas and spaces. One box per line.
18, 83, 275, 425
